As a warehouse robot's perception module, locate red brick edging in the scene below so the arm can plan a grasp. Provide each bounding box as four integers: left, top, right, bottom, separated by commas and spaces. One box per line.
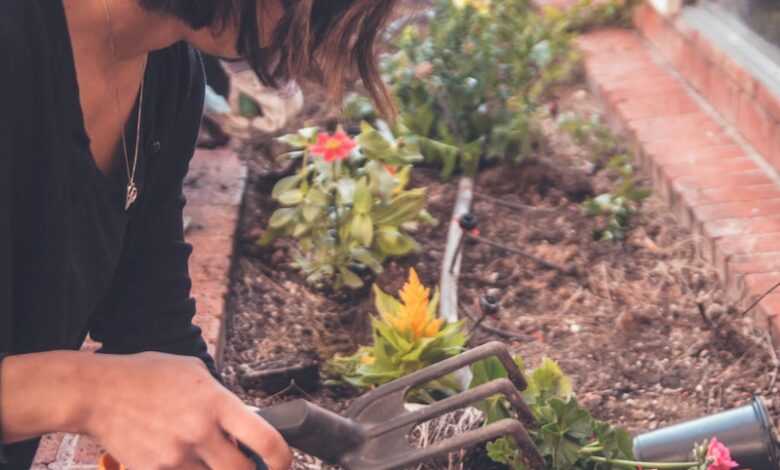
575, 16, 780, 334
32, 148, 246, 469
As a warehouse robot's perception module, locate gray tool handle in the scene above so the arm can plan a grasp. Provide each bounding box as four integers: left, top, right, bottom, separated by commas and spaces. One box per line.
255, 399, 365, 464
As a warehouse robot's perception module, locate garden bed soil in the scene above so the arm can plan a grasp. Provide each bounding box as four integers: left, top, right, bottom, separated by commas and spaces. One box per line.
220, 84, 780, 469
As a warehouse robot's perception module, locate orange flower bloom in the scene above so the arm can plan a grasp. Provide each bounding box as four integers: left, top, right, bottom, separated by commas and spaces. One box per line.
98, 454, 126, 470
385, 269, 443, 339
310, 130, 357, 162
384, 164, 398, 176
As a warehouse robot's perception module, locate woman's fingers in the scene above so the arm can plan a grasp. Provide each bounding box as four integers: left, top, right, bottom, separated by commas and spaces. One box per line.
197, 430, 256, 470
188, 460, 211, 470
218, 394, 292, 470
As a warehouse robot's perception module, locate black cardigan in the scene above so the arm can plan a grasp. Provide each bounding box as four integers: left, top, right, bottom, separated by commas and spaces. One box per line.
1, 1, 215, 467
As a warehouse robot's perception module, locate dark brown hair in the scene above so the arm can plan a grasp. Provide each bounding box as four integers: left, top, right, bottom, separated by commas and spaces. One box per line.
139, 0, 398, 115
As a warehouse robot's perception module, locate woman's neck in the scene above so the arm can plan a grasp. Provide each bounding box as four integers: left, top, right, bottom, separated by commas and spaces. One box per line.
63, 0, 186, 65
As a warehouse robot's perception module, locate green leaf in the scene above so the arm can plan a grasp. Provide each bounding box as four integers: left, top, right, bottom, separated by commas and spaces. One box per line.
277, 133, 308, 148
351, 248, 383, 274
373, 189, 427, 226
292, 223, 308, 237
268, 208, 296, 229
357, 122, 394, 160
416, 137, 460, 179
339, 267, 364, 289
427, 288, 440, 317
616, 428, 635, 460
305, 188, 329, 206
277, 189, 305, 206
271, 174, 302, 199
351, 213, 374, 247
395, 166, 412, 192
302, 204, 322, 222
354, 178, 373, 214
529, 357, 573, 400
337, 178, 356, 204
486, 438, 520, 467
376, 226, 419, 256
373, 284, 401, 318
402, 105, 435, 136
471, 357, 508, 389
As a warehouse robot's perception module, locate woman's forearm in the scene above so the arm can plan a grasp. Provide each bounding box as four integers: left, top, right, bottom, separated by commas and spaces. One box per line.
1, 351, 97, 443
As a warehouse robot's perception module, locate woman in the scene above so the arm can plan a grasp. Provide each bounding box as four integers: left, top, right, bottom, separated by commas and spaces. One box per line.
0, 1, 395, 469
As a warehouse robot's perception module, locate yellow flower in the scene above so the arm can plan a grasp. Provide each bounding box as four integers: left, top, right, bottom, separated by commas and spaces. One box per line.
384, 269, 443, 339
452, 0, 491, 15
360, 354, 376, 365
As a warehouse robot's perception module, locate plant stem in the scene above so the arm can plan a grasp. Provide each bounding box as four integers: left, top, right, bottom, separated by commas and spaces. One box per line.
588, 456, 699, 469
301, 150, 311, 192
578, 446, 603, 454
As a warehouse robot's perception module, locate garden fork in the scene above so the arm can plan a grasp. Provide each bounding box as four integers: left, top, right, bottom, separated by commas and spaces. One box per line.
254, 341, 545, 470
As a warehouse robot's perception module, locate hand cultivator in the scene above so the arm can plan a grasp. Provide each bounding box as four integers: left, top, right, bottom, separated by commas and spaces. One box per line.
253, 341, 544, 470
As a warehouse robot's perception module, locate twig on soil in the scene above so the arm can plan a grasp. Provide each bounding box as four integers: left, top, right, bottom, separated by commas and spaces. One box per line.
600, 264, 613, 304
739, 281, 780, 317
461, 307, 533, 343
697, 303, 714, 329
560, 287, 584, 314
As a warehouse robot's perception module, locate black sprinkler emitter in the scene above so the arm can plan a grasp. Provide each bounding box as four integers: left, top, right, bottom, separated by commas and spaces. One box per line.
470, 293, 500, 335
449, 213, 480, 273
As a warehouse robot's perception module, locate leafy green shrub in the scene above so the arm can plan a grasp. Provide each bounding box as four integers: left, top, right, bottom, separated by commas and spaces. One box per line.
380, 0, 581, 178
262, 124, 436, 289
558, 113, 650, 241
470, 357, 721, 470
326, 269, 467, 397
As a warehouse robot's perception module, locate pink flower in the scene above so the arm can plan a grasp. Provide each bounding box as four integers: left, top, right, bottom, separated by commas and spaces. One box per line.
309, 131, 357, 162
707, 438, 738, 470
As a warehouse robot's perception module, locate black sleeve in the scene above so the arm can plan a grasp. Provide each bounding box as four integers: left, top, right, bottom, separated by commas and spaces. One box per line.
89, 46, 217, 375
0, 2, 24, 356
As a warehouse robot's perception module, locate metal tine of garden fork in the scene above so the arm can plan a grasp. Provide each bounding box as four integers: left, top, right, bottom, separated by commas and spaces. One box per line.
348, 342, 528, 418
367, 419, 545, 470
366, 378, 532, 438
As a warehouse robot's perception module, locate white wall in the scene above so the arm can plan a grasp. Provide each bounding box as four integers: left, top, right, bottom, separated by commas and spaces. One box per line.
648, 0, 682, 15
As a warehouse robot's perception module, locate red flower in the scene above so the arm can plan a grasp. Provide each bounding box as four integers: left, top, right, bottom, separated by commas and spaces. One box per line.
310, 131, 357, 162
707, 438, 738, 470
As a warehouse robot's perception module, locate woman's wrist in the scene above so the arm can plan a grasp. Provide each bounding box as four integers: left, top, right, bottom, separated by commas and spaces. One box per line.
56, 352, 107, 435
0, 351, 109, 441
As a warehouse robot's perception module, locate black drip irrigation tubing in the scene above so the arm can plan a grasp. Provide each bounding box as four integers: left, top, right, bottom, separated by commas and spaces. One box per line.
448, 212, 577, 277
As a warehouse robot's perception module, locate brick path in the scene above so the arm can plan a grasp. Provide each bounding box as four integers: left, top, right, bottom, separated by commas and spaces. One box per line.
574, 7, 780, 334
32, 148, 246, 469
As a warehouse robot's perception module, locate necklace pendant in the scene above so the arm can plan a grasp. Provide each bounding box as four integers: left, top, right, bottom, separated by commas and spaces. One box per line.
125, 182, 139, 211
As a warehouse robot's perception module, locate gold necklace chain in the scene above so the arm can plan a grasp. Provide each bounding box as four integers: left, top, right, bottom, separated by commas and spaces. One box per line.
101, 0, 147, 211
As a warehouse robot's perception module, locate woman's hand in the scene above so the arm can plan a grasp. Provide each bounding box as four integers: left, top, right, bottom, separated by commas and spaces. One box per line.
81, 352, 292, 470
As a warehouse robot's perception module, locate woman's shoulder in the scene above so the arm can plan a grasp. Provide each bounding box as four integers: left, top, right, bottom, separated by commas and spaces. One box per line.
152, 42, 206, 119
146, 42, 205, 182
